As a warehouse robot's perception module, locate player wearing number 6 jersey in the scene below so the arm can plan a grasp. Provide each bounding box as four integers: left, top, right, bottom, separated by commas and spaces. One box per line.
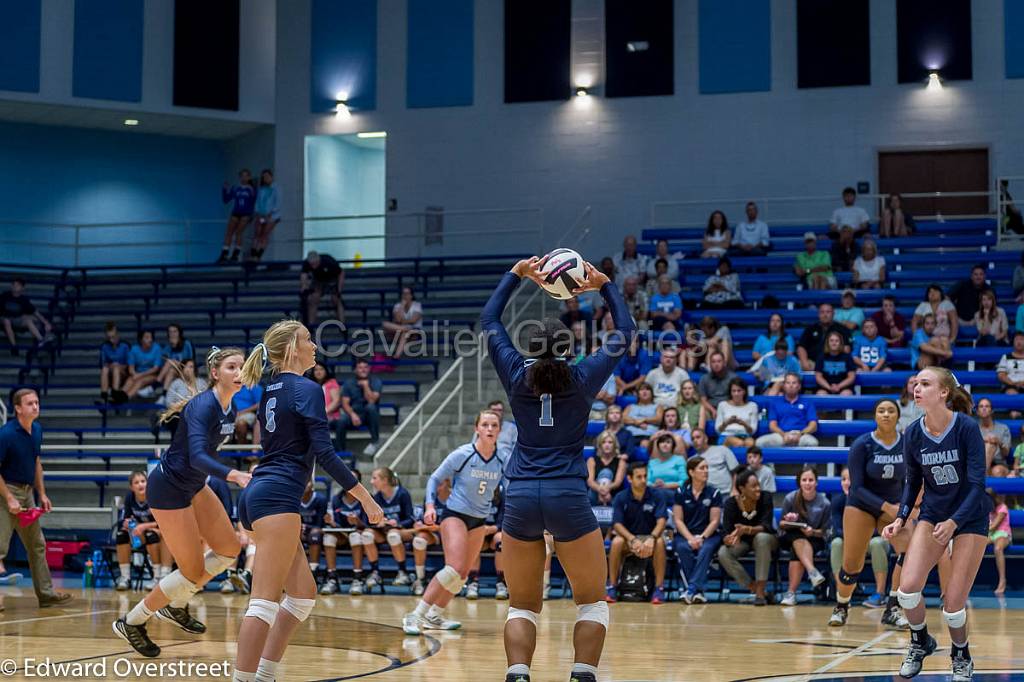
402, 410, 507, 635
882, 367, 991, 682
482, 256, 637, 682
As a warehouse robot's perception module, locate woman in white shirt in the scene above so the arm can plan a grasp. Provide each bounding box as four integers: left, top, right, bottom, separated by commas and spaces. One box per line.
702, 211, 731, 259
382, 286, 423, 359
973, 289, 1009, 346
911, 284, 958, 342
715, 377, 759, 448
852, 239, 886, 289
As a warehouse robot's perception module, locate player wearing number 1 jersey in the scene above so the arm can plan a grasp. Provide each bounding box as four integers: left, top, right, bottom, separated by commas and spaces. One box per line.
483, 256, 637, 682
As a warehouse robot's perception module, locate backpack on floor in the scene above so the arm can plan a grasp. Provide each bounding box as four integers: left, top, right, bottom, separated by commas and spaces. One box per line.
617, 554, 654, 602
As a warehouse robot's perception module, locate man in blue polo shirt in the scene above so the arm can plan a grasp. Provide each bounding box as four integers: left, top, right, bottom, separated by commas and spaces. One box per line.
605, 463, 668, 604
754, 372, 819, 447
0, 389, 73, 608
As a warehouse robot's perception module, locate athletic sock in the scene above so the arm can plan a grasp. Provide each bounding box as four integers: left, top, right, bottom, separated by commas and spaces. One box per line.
507, 664, 530, 677
153, 564, 165, 579
497, 570, 505, 582
427, 604, 445, 620
119, 563, 130, 579
309, 562, 318, 572
232, 671, 256, 682
353, 570, 363, 579
468, 570, 479, 583
836, 594, 851, 605
370, 561, 379, 572
888, 591, 899, 608
126, 600, 154, 625
414, 600, 430, 617
909, 622, 928, 645
543, 570, 550, 587
415, 565, 425, 580
255, 658, 279, 682
572, 663, 598, 676
951, 641, 970, 659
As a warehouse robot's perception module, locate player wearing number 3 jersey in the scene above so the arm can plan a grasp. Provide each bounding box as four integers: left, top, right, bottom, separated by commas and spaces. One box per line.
482, 256, 637, 682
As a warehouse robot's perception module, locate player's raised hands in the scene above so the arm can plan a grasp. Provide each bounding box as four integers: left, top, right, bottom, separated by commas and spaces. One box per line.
511, 255, 549, 288
572, 260, 610, 294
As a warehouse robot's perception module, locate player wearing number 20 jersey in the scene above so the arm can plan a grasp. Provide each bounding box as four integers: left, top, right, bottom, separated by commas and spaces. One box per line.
846, 431, 905, 518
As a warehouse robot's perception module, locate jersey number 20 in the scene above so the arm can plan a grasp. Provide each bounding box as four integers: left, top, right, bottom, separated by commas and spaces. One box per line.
265, 397, 277, 433
930, 464, 959, 486
539, 393, 554, 427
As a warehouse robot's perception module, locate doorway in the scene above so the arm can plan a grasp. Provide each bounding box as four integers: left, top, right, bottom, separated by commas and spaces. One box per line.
877, 148, 989, 217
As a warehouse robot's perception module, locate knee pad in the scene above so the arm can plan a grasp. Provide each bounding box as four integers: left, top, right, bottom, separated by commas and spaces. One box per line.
576, 601, 610, 630
280, 595, 316, 622
361, 530, 376, 546
942, 607, 967, 629
246, 544, 257, 559
204, 549, 237, 577
837, 568, 859, 586
158, 570, 199, 603
897, 589, 922, 611
245, 598, 279, 626
412, 536, 429, 551
506, 608, 539, 626
386, 529, 403, 546
323, 533, 338, 548
308, 528, 323, 544
436, 565, 466, 595
868, 537, 889, 571
348, 531, 364, 547
142, 530, 161, 545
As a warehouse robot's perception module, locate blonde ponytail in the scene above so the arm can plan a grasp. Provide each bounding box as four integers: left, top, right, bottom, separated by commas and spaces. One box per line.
240, 319, 306, 388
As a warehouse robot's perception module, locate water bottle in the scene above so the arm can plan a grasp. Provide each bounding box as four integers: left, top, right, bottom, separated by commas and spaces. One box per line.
128, 519, 142, 549
82, 560, 93, 589
91, 549, 109, 587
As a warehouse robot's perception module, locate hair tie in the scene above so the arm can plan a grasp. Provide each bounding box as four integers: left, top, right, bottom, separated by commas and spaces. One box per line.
951, 371, 961, 388
256, 342, 268, 370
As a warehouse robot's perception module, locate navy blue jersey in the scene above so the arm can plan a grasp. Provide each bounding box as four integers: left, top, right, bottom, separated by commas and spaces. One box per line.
330, 493, 367, 528
373, 486, 415, 528
256, 373, 358, 491
160, 389, 235, 490
300, 491, 328, 528
847, 432, 905, 513
481, 273, 637, 480
205, 475, 235, 520
118, 494, 155, 526
898, 413, 992, 526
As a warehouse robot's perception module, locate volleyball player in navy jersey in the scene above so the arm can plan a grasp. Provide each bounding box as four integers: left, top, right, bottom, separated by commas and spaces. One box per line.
829, 398, 912, 629
883, 367, 991, 681
113, 348, 252, 658
483, 256, 636, 682
232, 320, 382, 682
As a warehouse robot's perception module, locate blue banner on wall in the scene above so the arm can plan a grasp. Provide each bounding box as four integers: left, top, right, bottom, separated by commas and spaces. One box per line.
73, 0, 144, 102
1007, 0, 1024, 78
0, 0, 41, 93
699, 0, 771, 94
310, 0, 377, 112
407, 0, 473, 108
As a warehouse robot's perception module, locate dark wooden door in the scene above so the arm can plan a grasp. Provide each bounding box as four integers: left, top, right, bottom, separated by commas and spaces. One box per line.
878, 148, 989, 217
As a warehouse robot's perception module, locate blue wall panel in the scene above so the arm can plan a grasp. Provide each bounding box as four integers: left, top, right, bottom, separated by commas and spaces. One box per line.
1007, 0, 1024, 78
310, 0, 377, 112
73, 0, 144, 101
407, 0, 473, 108
0, 0, 41, 93
699, 0, 771, 94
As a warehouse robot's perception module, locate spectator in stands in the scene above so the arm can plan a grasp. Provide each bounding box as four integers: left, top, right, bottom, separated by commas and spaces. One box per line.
647, 433, 688, 497
796, 302, 849, 371
698, 351, 737, 419
119, 329, 163, 401
157, 323, 195, 390
852, 238, 886, 289
973, 289, 1009, 346
731, 201, 771, 256
852, 318, 889, 372
949, 264, 989, 325
716, 377, 758, 448
590, 370, 617, 422
621, 276, 649, 329
99, 321, 131, 402
646, 240, 680, 281
870, 295, 908, 348
606, 463, 668, 604
588, 431, 628, 505
718, 468, 777, 606
311, 361, 341, 432
689, 428, 738, 495
217, 169, 257, 263
702, 210, 731, 259
997, 332, 1024, 396
829, 187, 871, 238
615, 336, 654, 396
834, 289, 865, 332
338, 358, 383, 457
603, 405, 637, 458
654, 407, 692, 451
624, 383, 663, 444
830, 226, 859, 274
912, 284, 958, 343
300, 250, 345, 327
1, 278, 52, 356
559, 296, 593, 329
382, 287, 423, 360
879, 193, 914, 238
815, 331, 856, 396
612, 235, 648, 286
645, 347, 690, 408
645, 259, 680, 298
0, 389, 73, 606
778, 466, 830, 605
976, 398, 1011, 470
795, 233, 835, 290
702, 257, 744, 309
694, 316, 736, 370
233, 381, 263, 446
752, 313, 795, 362
485, 400, 518, 455
756, 339, 801, 396
989, 490, 1010, 595
114, 470, 168, 591
676, 380, 707, 431
250, 169, 280, 261
910, 312, 952, 370
673, 456, 723, 604
649, 276, 683, 332
755, 373, 819, 447
746, 445, 776, 493
897, 375, 924, 432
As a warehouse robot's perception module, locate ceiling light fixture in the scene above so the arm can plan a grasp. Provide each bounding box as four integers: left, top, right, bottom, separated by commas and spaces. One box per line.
123, 119, 139, 126
356, 131, 387, 138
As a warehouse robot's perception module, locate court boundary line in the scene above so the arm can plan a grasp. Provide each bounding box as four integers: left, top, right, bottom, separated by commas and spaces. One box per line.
0, 608, 117, 627
806, 631, 895, 679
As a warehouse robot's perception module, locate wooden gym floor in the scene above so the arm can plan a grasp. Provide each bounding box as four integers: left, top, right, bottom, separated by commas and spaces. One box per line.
1, 583, 1022, 681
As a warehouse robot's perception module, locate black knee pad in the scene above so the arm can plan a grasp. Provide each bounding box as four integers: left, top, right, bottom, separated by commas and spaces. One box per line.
115, 530, 130, 545
838, 568, 859, 586
142, 530, 161, 545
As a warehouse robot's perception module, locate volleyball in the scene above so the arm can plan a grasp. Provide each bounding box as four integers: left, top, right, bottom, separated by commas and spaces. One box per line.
538, 248, 586, 300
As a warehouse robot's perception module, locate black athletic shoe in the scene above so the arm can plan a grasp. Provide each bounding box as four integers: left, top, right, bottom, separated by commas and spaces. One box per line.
505, 675, 530, 682
154, 605, 207, 634
112, 617, 161, 658
569, 673, 597, 682
899, 633, 937, 678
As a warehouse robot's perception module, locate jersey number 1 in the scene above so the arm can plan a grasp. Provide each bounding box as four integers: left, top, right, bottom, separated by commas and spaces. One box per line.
539, 393, 554, 427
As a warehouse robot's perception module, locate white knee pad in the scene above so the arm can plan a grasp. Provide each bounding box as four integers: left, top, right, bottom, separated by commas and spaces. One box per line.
942, 607, 967, 629
158, 570, 199, 602
576, 601, 610, 630
246, 543, 257, 559
436, 565, 466, 595
412, 536, 429, 551
897, 589, 922, 611
280, 595, 316, 622
245, 598, 279, 626
386, 529, 403, 546
348, 531, 364, 546
506, 607, 539, 626
204, 549, 237, 576
361, 530, 376, 546
323, 533, 338, 548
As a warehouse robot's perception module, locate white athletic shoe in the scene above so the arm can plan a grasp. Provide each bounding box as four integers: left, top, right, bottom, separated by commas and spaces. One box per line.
412, 578, 425, 596
363, 443, 378, 456
349, 578, 365, 596
780, 591, 798, 606
465, 581, 479, 600
809, 570, 826, 587
142, 578, 156, 590
319, 578, 338, 595
219, 580, 235, 594
365, 571, 381, 591
421, 613, 461, 631
494, 582, 509, 600
115, 577, 130, 592
401, 612, 423, 636
951, 653, 974, 682
393, 571, 411, 587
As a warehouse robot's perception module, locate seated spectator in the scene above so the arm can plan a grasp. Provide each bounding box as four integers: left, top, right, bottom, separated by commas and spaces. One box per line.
300, 250, 345, 327
691, 316, 736, 370
250, 168, 280, 261
716, 377, 758, 447
588, 430, 629, 505
382, 286, 423, 359
1, 278, 52, 355
119, 329, 164, 401
778, 466, 831, 605
698, 351, 737, 419
159, 359, 207, 438
647, 433, 688, 496
852, 238, 886, 289
559, 295, 593, 330
949, 264, 989, 325
623, 383, 663, 443
796, 303, 850, 371
834, 289, 865, 332
654, 407, 692, 451
870, 295, 908, 348
751, 313, 795, 362
621, 276, 650, 329
976, 398, 1011, 470
649, 276, 683, 332
615, 336, 654, 396
897, 375, 924, 433
701, 257, 743, 310
702, 210, 731, 259
989, 491, 1010, 595
997, 332, 1024, 396
338, 358, 383, 456
717, 468, 777, 605
570, 320, 588, 363
233, 381, 263, 445
852, 318, 889, 372
607, 463, 668, 604
912, 284, 958, 343
879, 193, 914, 238
673, 456, 723, 604
815, 330, 856, 396
645, 347, 690, 408
794, 233, 835, 290
746, 445, 776, 493
730, 201, 771, 256
689, 428, 738, 495
755, 339, 801, 396
830, 226, 858, 274
299, 481, 329, 587
645, 259, 675, 298
604, 405, 638, 458
973, 289, 1008, 347
829, 186, 871, 239
676, 380, 707, 431
590, 371, 617, 421
114, 470, 168, 591
755, 373, 819, 447
311, 361, 341, 432
646, 240, 681, 281
218, 169, 256, 263
100, 321, 131, 402
157, 323, 195, 390
910, 313, 952, 370
612, 235, 648, 286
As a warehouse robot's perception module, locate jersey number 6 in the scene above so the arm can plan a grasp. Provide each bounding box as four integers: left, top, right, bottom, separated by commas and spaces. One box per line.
539, 393, 554, 427
265, 397, 277, 433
